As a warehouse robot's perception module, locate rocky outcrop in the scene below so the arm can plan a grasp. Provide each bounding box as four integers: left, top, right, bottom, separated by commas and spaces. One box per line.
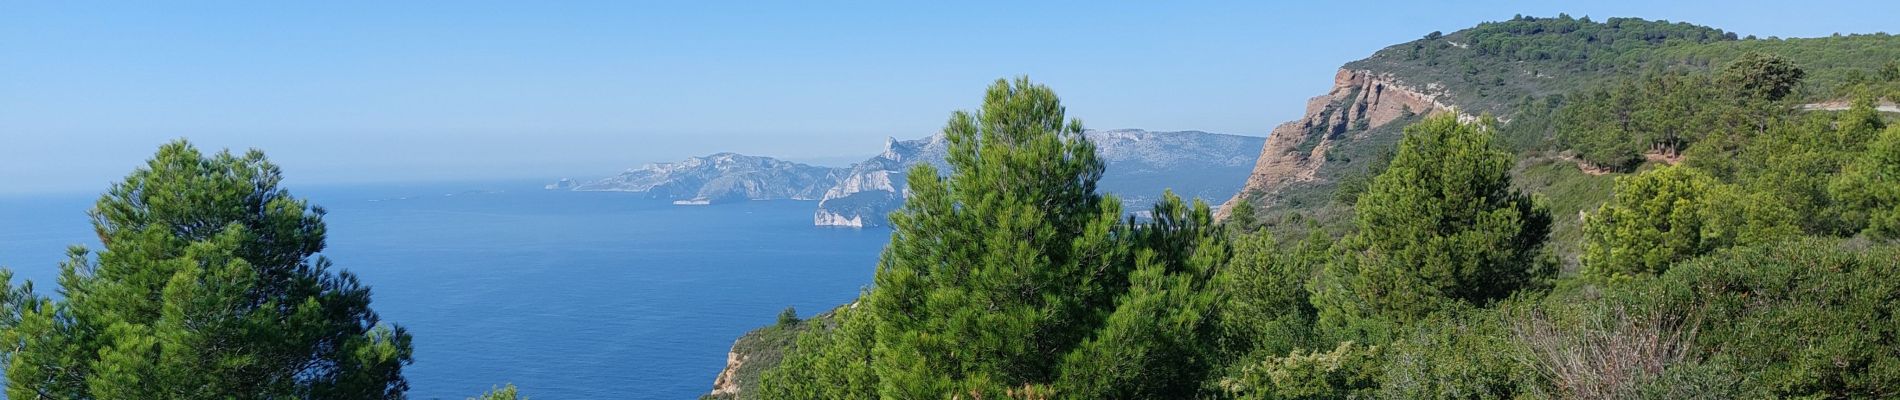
815, 130, 1266, 227
703, 310, 841, 400
811, 135, 947, 227
561, 153, 845, 203
1218, 68, 1466, 217
812, 207, 867, 227
708, 349, 744, 398
1800, 100, 1900, 113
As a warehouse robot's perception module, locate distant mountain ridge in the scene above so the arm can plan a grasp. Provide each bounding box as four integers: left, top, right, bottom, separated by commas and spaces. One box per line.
566, 152, 842, 203
551, 130, 1265, 226
814, 129, 1266, 227
809, 135, 948, 227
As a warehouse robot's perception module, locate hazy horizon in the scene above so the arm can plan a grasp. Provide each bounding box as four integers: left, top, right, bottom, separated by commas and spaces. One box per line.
6, 1, 1897, 195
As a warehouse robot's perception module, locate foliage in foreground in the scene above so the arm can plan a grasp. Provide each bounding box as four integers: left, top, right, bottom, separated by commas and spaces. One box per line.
470, 383, 526, 400
1311, 114, 1552, 340
0, 141, 533, 400
760, 77, 1237, 398
0, 141, 414, 399
755, 71, 1900, 399
747, 16, 1900, 400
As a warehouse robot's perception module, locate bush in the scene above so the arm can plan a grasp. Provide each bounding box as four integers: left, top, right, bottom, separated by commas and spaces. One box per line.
1831, 125, 1900, 239
1581, 166, 1794, 277
1659, 239, 1900, 398
776, 306, 800, 327
1381, 305, 1540, 399
1509, 288, 1697, 399
1221, 342, 1383, 399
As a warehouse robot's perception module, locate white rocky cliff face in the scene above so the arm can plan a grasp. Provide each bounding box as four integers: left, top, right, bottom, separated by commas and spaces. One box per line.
810, 135, 947, 227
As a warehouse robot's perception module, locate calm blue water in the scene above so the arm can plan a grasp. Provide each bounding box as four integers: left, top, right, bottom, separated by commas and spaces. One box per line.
0, 180, 892, 399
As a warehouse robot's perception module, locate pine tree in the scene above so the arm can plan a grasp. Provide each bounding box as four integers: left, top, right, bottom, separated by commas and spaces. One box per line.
866, 76, 1127, 397
1582, 166, 1795, 277
775, 306, 800, 327
1312, 114, 1552, 336
1218, 229, 1325, 360
764, 77, 1236, 398
1226, 195, 1260, 233
0, 140, 412, 399
1719, 52, 1806, 102
1832, 125, 1900, 239
1056, 192, 1229, 398
1741, 100, 1885, 236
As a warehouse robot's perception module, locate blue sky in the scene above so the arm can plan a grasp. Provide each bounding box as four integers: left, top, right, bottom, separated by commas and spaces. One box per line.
3, 1, 1895, 195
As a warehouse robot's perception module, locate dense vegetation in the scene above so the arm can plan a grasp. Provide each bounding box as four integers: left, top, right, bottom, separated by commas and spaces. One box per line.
1349, 15, 1742, 115
1244, 16, 1899, 269
1549, 52, 1801, 169
751, 38, 1900, 396
1351, 15, 1900, 119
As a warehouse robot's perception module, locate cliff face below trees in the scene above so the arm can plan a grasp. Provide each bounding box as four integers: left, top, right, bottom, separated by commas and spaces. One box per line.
1218, 68, 1467, 218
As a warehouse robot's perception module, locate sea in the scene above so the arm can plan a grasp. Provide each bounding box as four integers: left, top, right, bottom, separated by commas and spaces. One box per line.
0, 180, 893, 399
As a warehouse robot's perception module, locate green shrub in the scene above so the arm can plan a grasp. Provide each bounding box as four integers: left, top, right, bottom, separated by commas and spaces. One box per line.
1581, 166, 1795, 277
1382, 305, 1540, 399
775, 306, 799, 327
1221, 342, 1383, 400
1660, 239, 1900, 398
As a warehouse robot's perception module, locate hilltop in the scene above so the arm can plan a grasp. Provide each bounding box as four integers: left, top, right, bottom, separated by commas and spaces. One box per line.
1221, 15, 1900, 263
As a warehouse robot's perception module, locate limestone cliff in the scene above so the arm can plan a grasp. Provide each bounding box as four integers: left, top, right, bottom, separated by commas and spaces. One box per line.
817, 130, 1265, 227
708, 349, 744, 398
1218, 68, 1465, 217
702, 310, 838, 400
812, 136, 946, 227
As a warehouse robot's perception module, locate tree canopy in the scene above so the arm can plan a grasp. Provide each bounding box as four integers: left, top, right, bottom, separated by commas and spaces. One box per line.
0, 140, 413, 399
1581, 166, 1794, 277
1312, 114, 1552, 334
759, 78, 1242, 398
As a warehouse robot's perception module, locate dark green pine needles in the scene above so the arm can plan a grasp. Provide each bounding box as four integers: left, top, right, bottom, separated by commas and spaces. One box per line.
0, 141, 413, 399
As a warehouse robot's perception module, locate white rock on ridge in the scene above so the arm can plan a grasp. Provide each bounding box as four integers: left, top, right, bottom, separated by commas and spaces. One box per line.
812, 208, 865, 227
813, 129, 1266, 227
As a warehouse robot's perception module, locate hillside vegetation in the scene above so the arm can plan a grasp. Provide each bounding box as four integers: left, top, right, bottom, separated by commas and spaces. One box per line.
1350, 15, 1900, 116
1245, 15, 1900, 266
735, 16, 1900, 399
